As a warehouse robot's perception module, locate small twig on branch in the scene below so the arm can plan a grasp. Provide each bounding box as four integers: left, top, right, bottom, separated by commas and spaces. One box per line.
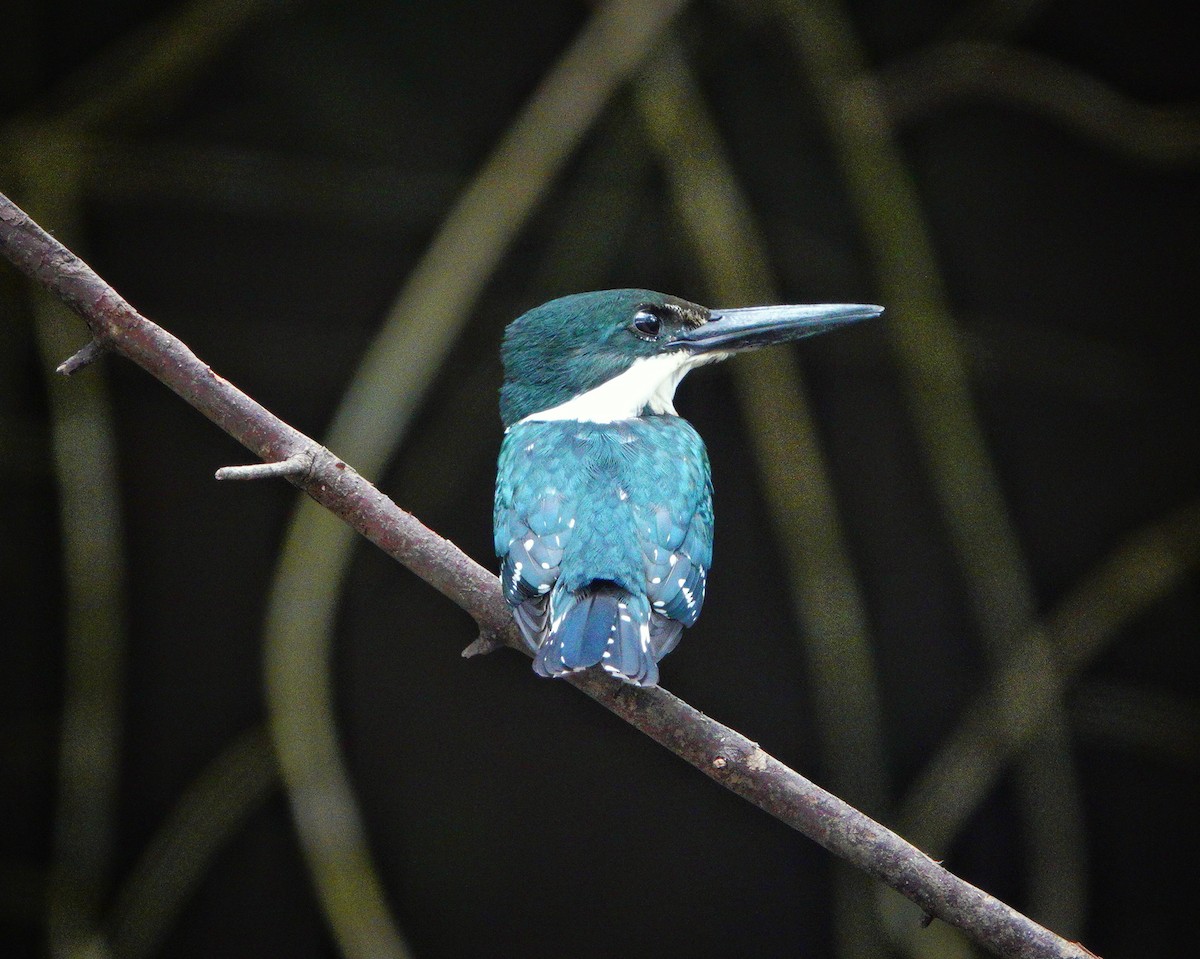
56, 337, 106, 375
0, 189, 1097, 959
215, 451, 314, 482
461, 632, 506, 658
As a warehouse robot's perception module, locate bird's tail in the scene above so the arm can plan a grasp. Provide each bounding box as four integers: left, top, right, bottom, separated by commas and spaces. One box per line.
534, 584, 660, 687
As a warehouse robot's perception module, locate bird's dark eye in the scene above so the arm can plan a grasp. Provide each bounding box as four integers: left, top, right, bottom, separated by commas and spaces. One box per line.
631, 307, 663, 340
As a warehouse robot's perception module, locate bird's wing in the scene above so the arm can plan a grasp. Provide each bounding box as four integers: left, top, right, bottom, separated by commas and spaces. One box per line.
494, 426, 577, 650
496, 486, 572, 606
637, 478, 712, 629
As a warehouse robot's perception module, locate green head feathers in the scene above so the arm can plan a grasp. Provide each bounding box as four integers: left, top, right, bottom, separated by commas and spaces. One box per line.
499, 290, 708, 427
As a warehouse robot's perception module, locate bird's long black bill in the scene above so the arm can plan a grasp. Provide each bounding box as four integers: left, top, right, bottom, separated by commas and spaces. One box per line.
671, 303, 883, 354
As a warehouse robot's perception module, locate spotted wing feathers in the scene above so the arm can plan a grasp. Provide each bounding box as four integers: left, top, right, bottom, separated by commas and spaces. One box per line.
499, 490, 570, 608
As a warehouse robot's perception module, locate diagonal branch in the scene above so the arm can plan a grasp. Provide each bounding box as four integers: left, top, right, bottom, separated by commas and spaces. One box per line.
0, 190, 1097, 959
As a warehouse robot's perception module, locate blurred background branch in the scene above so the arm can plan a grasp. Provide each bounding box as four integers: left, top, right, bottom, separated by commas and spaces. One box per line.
632, 40, 890, 959
260, 3, 689, 957
877, 41, 1200, 166
21, 152, 126, 959
780, 0, 1086, 938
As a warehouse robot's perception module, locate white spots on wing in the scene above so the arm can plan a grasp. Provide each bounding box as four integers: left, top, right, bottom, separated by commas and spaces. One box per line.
538, 583, 551, 593
617, 488, 629, 501
524, 442, 536, 452
567, 518, 576, 529
524, 538, 534, 550
669, 554, 678, 566
548, 599, 570, 634
650, 576, 661, 585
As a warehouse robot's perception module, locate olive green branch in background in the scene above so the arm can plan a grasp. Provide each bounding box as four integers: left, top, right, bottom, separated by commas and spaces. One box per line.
104, 728, 276, 959
20, 150, 127, 959
12, 0, 282, 132
632, 42, 890, 959
877, 41, 1200, 166
4, 5, 299, 956
779, 0, 1088, 941
897, 495, 1200, 849
1, 191, 1097, 959
260, 2, 691, 956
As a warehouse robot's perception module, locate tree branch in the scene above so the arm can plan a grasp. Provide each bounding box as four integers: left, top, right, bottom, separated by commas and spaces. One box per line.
0, 189, 1097, 959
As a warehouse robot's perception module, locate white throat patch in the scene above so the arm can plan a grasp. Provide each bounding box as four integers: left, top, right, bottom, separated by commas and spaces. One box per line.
518, 351, 721, 425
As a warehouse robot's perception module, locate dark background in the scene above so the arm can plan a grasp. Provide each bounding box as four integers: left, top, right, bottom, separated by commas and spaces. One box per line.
2, 1, 1197, 957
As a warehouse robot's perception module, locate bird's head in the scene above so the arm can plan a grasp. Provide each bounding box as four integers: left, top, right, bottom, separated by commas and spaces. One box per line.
499, 289, 881, 427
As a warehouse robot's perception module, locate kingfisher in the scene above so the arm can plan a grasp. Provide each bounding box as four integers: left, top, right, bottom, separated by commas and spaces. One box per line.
495, 290, 881, 687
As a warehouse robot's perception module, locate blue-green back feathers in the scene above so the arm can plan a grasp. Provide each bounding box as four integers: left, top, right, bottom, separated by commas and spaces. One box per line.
495, 417, 713, 685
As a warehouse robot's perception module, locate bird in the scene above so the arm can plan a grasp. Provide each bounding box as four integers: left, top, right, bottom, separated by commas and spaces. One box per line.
494, 289, 881, 687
